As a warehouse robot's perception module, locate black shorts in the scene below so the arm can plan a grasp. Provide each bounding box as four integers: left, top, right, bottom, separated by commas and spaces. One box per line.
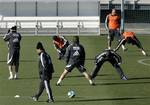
65, 63, 86, 73
108, 29, 121, 41
126, 37, 142, 49
7, 49, 20, 66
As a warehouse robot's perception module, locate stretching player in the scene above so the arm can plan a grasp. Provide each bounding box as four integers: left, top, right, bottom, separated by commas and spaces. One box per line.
52, 35, 69, 60
91, 49, 127, 80
56, 36, 94, 86
3, 26, 22, 80
115, 31, 147, 56
105, 9, 126, 51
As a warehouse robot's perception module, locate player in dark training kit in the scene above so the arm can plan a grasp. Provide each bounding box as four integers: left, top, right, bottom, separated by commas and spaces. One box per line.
32, 42, 54, 103
3, 26, 22, 80
56, 36, 94, 86
91, 49, 127, 80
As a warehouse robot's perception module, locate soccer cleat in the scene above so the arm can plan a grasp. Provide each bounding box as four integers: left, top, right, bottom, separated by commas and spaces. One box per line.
121, 76, 128, 80
32, 96, 38, 102
8, 76, 13, 80
46, 99, 54, 103
14, 74, 18, 80
56, 83, 61, 86
90, 82, 96, 86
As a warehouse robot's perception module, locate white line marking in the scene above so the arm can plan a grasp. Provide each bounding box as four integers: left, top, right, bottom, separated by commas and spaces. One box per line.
137, 59, 150, 66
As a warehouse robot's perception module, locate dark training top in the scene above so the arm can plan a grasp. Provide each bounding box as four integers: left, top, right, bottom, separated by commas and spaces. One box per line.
39, 51, 54, 80
3, 31, 22, 50
95, 49, 122, 64
65, 42, 85, 65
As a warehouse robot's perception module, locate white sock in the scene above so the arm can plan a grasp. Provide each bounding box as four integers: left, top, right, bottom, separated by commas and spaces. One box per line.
9, 71, 13, 77
57, 79, 62, 84
142, 50, 146, 55
14, 73, 18, 78
89, 80, 93, 84
121, 45, 125, 49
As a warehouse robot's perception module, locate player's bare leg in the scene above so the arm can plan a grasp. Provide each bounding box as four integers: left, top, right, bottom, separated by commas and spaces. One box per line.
14, 64, 19, 79
8, 65, 13, 80
56, 69, 69, 86
107, 33, 111, 49
82, 72, 95, 85
121, 45, 127, 51
108, 39, 111, 49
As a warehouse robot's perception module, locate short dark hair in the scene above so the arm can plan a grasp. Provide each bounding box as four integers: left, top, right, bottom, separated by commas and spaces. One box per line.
36, 42, 44, 50
11, 26, 17, 31
72, 36, 79, 44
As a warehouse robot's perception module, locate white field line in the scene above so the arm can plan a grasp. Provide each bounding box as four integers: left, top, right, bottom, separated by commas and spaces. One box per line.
137, 59, 150, 66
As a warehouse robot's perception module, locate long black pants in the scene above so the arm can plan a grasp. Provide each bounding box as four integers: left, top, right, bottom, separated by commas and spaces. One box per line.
35, 79, 54, 101
91, 59, 125, 79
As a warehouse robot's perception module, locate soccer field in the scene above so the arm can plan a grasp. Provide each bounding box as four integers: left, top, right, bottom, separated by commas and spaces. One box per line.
0, 35, 150, 105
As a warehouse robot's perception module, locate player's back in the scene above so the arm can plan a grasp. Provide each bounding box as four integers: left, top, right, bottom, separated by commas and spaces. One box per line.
6, 32, 21, 49
123, 31, 135, 39
66, 43, 85, 64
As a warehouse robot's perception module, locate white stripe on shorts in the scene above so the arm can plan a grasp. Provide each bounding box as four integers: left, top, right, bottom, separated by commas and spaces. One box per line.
7, 53, 13, 64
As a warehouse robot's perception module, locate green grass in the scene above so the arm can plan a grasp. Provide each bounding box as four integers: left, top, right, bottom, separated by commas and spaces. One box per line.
0, 35, 150, 105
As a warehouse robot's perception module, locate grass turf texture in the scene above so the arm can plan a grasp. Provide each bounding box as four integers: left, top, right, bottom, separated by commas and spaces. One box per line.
0, 35, 150, 105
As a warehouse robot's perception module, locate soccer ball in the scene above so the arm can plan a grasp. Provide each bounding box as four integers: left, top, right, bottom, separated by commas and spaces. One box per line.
67, 90, 75, 98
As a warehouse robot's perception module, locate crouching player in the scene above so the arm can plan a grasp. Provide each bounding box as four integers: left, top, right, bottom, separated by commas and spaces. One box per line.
52, 35, 69, 60
115, 31, 147, 56
91, 49, 127, 80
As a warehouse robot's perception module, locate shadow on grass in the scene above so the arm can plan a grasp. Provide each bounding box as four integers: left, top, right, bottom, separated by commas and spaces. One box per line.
56, 96, 147, 103
0, 60, 36, 63
129, 76, 150, 80
53, 74, 110, 79
56, 81, 150, 87
96, 81, 150, 86
15, 77, 38, 80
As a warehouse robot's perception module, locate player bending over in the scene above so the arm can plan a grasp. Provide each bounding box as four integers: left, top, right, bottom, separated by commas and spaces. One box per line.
91, 49, 127, 80
56, 36, 94, 86
52, 35, 69, 60
115, 31, 147, 56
